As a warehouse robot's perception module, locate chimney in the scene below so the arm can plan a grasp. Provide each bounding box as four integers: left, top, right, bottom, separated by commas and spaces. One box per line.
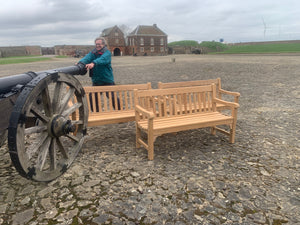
153, 24, 157, 28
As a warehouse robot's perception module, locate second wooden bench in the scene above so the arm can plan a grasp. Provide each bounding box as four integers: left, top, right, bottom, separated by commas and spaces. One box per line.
134, 84, 239, 160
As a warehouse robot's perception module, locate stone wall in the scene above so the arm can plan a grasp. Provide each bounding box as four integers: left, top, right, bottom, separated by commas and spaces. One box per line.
41, 47, 55, 55
54, 45, 94, 57
0, 46, 41, 57
25, 46, 42, 55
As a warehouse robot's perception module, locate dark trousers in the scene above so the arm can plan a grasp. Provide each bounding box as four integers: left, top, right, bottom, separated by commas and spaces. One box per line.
89, 82, 121, 111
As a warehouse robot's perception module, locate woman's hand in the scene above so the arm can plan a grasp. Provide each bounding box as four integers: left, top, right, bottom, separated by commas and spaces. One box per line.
86, 63, 95, 70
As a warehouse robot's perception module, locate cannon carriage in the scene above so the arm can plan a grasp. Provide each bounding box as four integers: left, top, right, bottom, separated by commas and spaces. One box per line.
0, 63, 89, 181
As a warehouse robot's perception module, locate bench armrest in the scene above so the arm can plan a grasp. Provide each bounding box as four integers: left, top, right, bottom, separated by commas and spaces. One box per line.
135, 105, 155, 119
219, 89, 240, 103
214, 97, 240, 109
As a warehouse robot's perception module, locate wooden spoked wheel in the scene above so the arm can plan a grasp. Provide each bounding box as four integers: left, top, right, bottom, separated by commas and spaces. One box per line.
8, 73, 88, 181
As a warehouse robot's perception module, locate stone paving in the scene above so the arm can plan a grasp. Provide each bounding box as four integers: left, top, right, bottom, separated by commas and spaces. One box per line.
0, 54, 299, 224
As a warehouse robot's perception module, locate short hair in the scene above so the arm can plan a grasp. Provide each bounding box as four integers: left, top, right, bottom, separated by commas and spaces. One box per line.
95, 37, 106, 45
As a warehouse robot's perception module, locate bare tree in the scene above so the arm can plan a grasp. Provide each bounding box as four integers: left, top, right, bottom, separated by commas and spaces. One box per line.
119, 24, 131, 44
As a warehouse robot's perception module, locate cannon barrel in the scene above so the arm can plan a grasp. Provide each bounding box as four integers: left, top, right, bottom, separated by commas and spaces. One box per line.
0, 62, 86, 96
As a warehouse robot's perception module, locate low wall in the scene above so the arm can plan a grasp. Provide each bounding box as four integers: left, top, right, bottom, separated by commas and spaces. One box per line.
0, 46, 41, 57
54, 45, 94, 57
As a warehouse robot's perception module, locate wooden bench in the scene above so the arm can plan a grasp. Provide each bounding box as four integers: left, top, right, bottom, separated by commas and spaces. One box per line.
158, 78, 240, 110
134, 84, 239, 160
83, 83, 151, 126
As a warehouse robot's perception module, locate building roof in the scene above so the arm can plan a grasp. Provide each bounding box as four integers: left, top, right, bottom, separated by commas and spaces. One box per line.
101, 25, 124, 37
129, 24, 167, 37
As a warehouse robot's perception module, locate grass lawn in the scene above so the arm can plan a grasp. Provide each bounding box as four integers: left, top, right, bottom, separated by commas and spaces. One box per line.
0, 56, 54, 65
220, 43, 300, 54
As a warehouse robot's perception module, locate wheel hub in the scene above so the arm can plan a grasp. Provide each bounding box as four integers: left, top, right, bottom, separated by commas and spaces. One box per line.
49, 115, 76, 137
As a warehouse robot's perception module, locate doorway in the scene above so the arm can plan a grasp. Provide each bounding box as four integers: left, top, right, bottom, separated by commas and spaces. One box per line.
113, 48, 121, 56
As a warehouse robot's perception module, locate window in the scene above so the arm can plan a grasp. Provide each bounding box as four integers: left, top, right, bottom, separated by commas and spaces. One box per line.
151, 47, 154, 52
151, 38, 154, 45
140, 38, 144, 45
160, 38, 164, 45
115, 39, 119, 44
115, 32, 119, 36
140, 47, 144, 52
160, 47, 164, 52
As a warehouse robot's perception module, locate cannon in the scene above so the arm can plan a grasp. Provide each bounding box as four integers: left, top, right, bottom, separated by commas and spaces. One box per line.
0, 63, 89, 182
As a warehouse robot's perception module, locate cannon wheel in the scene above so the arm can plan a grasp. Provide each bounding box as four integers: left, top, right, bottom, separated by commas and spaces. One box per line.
8, 72, 88, 182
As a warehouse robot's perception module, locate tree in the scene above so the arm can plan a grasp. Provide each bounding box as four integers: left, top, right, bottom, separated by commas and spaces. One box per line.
119, 24, 131, 45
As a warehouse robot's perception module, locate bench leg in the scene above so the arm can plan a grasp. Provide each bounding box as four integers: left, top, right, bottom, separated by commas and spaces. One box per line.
230, 109, 238, 143
148, 132, 154, 160
230, 124, 236, 144
136, 125, 141, 148
211, 126, 216, 135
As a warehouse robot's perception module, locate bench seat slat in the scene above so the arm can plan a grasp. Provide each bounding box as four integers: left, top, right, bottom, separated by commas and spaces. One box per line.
88, 111, 135, 126
137, 112, 233, 135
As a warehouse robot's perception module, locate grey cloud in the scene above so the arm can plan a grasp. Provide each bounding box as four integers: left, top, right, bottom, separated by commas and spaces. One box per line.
0, 0, 300, 46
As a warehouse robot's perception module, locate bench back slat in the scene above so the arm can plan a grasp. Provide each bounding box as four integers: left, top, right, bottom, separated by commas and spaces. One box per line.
158, 78, 221, 98
84, 83, 151, 114
135, 84, 217, 118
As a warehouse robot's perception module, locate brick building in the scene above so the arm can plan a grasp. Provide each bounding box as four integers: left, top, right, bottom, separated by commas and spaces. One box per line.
127, 24, 168, 56
101, 25, 126, 56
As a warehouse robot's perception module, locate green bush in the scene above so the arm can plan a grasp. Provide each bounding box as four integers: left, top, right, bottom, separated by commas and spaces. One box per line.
199, 41, 228, 51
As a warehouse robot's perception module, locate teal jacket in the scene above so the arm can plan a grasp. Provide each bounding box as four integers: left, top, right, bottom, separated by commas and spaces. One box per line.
79, 47, 114, 85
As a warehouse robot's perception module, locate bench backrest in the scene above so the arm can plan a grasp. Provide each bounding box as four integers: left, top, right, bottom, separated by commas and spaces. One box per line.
84, 83, 151, 114
135, 84, 217, 118
158, 78, 222, 98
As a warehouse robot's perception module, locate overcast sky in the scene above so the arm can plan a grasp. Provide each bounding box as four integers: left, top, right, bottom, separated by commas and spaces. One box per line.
0, 0, 299, 47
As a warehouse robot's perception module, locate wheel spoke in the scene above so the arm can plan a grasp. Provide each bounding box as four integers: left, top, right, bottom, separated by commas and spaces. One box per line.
66, 133, 80, 142
25, 125, 47, 135
36, 136, 52, 171
52, 82, 63, 113
30, 106, 50, 123
26, 132, 48, 159
41, 86, 53, 117
58, 87, 75, 114
62, 102, 82, 117
56, 137, 68, 159
49, 138, 56, 170
71, 120, 83, 125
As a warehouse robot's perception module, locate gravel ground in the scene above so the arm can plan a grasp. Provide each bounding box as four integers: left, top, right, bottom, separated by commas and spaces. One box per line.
0, 54, 299, 224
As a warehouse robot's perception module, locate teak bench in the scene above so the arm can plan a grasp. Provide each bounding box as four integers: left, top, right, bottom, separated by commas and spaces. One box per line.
83, 83, 151, 126
134, 84, 239, 160
158, 78, 240, 110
